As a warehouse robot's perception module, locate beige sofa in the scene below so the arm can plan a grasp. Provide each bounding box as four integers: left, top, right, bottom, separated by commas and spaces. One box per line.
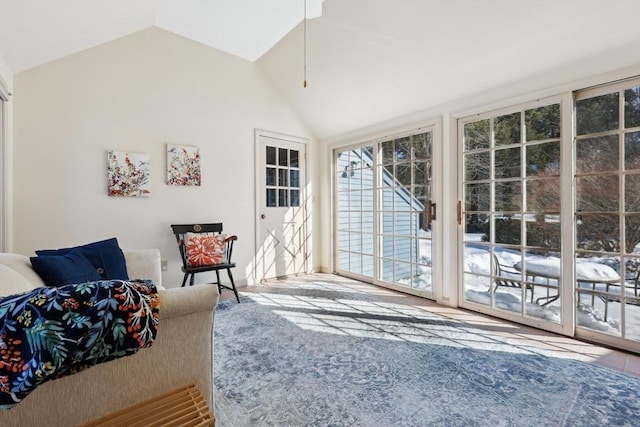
0, 249, 218, 426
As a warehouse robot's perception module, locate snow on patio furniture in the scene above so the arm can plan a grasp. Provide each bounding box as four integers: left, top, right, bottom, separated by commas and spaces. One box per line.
512, 258, 638, 320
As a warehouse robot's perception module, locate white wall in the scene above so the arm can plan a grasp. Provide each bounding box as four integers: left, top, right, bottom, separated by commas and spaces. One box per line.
13, 27, 316, 287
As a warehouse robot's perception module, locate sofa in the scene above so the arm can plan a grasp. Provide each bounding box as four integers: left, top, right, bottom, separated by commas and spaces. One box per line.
0, 248, 219, 426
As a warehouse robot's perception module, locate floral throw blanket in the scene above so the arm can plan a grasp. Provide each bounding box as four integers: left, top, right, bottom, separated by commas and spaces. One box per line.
0, 280, 159, 409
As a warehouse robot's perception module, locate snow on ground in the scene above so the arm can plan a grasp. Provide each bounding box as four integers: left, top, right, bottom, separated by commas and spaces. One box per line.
397, 231, 639, 342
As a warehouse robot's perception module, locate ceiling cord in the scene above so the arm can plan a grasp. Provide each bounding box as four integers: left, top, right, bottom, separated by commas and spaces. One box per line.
303, 0, 307, 88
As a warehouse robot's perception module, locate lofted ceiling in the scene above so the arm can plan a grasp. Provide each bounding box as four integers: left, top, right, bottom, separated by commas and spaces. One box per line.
1, 0, 639, 141
0, 0, 323, 71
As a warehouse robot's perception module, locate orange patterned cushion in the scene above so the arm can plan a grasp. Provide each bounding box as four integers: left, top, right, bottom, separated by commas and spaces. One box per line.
185, 233, 226, 267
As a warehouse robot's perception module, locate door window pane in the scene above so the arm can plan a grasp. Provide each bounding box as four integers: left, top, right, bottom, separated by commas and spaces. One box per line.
266, 189, 276, 207
625, 87, 640, 128
465, 183, 490, 212
381, 140, 394, 165
464, 119, 491, 151
495, 112, 521, 146
395, 163, 412, 187
576, 175, 619, 212
266, 146, 276, 165
412, 132, 431, 157
278, 148, 288, 166
278, 168, 288, 186
465, 152, 491, 181
526, 217, 560, 250
526, 104, 560, 141
278, 189, 288, 207
527, 141, 560, 176
495, 147, 521, 179
290, 170, 300, 188
493, 216, 521, 245
290, 190, 300, 207
625, 214, 640, 254
395, 137, 411, 161
577, 135, 619, 173
526, 178, 560, 212
290, 150, 299, 168
495, 181, 522, 211
576, 214, 620, 252
266, 167, 276, 186
576, 93, 620, 135
626, 173, 640, 213
464, 119, 490, 150
413, 161, 429, 185
625, 131, 640, 171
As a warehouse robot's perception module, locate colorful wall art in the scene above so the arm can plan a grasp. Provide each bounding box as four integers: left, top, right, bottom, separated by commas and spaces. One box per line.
167, 144, 201, 186
107, 150, 151, 197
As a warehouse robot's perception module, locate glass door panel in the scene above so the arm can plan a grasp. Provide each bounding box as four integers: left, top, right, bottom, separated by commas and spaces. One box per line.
335, 128, 435, 297
336, 146, 375, 278
376, 132, 433, 293
461, 102, 563, 326
574, 82, 640, 347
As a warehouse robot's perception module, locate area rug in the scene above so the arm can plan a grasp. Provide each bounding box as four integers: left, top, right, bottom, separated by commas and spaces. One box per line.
213, 279, 640, 426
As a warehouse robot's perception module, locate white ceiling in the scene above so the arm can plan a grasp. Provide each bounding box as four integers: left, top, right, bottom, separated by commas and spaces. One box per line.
1, 0, 639, 141
258, 0, 640, 140
0, 0, 324, 72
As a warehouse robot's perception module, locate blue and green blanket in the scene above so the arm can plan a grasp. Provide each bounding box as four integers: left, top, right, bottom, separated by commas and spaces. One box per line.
0, 280, 159, 409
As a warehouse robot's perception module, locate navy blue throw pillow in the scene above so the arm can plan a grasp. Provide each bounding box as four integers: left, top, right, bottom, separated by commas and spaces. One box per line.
30, 251, 102, 286
35, 237, 129, 281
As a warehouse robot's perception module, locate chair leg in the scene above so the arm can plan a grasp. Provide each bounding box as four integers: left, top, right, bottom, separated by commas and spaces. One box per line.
181, 274, 189, 287
190, 274, 195, 286
215, 270, 222, 294
227, 268, 240, 303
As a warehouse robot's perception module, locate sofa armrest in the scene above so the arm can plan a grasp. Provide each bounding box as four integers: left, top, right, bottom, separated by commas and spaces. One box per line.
0, 284, 219, 426
124, 248, 163, 289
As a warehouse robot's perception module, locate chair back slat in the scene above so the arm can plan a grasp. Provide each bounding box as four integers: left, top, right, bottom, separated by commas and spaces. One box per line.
171, 223, 223, 235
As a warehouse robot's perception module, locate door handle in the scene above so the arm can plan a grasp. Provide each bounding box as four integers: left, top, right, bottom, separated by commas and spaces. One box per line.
427, 200, 436, 224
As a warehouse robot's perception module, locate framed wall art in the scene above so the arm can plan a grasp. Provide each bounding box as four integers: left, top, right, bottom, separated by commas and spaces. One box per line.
107, 150, 150, 197
167, 144, 201, 186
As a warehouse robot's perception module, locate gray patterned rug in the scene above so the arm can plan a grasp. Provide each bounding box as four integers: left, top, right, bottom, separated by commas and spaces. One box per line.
213, 279, 640, 426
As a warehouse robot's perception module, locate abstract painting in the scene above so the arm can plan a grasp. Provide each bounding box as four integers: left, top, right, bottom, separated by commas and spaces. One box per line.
107, 150, 150, 197
167, 144, 201, 186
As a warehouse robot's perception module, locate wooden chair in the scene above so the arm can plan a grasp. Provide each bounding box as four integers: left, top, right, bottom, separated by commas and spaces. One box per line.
171, 223, 240, 303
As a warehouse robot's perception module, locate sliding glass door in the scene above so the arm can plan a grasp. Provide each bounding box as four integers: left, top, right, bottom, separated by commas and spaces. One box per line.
459, 78, 640, 351
574, 80, 640, 346
335, 127, 436, 298
460, 99, 564, 329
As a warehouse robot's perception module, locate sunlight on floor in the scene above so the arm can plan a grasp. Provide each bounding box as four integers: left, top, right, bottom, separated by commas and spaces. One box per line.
249, 292, 565, 356
234, 274, 640, 376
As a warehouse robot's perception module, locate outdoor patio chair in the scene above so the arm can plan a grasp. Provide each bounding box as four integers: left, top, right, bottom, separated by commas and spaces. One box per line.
491, 253, 534, 303
171, 223, 240, 303
600, 268, 640, 321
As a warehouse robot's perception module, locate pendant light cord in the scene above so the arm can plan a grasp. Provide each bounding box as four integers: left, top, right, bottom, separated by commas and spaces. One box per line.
303, 0, 307, 88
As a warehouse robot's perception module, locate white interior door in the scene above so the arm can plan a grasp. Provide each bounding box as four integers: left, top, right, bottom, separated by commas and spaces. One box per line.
255, 131, 308, 281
